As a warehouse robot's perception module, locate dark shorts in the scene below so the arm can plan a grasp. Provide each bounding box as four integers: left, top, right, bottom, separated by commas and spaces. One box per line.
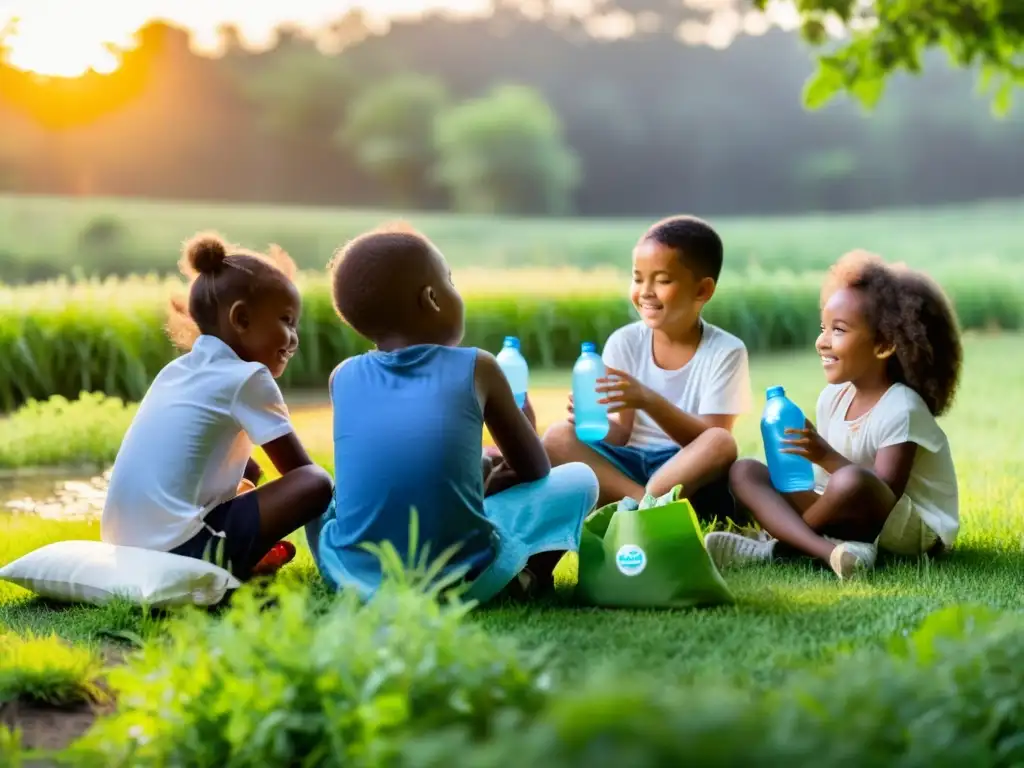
170, 492, 265, 580
589, 441, 739, 523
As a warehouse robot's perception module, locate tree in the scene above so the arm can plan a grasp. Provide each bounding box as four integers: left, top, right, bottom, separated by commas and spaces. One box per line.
433, 84, 580, 216
493, 0, 1022, 115
338, 73, 449, 206
239, 47, 358, 139
770, 0, 1024, 116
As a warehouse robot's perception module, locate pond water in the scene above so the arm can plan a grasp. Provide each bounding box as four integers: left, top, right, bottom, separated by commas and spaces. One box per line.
0, 470, 108, 520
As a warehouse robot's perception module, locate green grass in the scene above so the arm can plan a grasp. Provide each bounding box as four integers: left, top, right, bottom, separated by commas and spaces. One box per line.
0, 193, 1022, 281
0, 632, 104, 707
1, 333, 1022, 690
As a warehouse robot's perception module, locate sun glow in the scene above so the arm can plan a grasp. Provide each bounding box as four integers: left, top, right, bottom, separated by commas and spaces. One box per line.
0, 0, 491, 79
0, 0, 796, 79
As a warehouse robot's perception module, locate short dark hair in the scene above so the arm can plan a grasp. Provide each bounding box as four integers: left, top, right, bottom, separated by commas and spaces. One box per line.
823, 250, 963, 416
329, 223, 436, 340
167, 232, 296, 350
642, 215, 723, 282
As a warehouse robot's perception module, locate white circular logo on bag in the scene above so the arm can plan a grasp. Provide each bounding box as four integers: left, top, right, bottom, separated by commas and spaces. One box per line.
615, 545, 647, 576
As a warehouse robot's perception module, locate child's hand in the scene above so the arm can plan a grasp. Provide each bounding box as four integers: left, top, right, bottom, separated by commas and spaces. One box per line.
780, 421, 835, 467
484, 459, 522, 497
565, 393, 575, 424
596, 367, 652, 413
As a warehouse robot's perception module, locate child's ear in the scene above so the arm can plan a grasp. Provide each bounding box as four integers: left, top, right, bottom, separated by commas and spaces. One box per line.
228, 300, 249, 332
696, 277, 716, 303
874, 340, 896, 360
420, 285, 441, 313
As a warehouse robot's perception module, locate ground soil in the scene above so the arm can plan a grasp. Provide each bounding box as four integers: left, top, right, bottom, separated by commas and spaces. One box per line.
1, 645, 124, 765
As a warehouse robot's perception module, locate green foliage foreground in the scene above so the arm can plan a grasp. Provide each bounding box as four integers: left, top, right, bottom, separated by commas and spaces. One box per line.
23, 578, 1024, 767
2, 267, 1021, 411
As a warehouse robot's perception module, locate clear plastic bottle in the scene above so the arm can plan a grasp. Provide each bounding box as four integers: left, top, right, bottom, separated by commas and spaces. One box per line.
496, 336, 529, 408
573, 342, 609, 443
761, 385, 815, 493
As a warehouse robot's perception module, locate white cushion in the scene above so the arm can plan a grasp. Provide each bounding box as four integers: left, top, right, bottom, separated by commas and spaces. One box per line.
0, 540, 240, 608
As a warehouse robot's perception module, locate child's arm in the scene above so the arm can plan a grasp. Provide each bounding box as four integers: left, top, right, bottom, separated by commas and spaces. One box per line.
596, 367, 722, 446
476, 350, 550, 484
782, 425, 917, 498
234, 369, 319, 476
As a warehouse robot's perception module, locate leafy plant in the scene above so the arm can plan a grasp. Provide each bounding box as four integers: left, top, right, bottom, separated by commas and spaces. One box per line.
402, 605, 1024, 768
68, 560, 553, 767
0, 726, 25, 768
0, 392, 137, 468
0, 632, 105, 707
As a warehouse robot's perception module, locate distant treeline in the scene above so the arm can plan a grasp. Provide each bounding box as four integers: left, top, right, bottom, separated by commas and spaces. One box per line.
1, 9, 1023, 217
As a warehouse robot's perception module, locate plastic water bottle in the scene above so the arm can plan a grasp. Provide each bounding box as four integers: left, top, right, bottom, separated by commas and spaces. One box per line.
761, 385, 815, 493
573, 342, 609, 443
496, 336, 529, 408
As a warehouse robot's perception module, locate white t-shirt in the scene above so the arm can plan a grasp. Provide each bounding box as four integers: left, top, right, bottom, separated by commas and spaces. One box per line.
602, 320, 752, 449
813, 382, 959, 547
102, 335, 294, 551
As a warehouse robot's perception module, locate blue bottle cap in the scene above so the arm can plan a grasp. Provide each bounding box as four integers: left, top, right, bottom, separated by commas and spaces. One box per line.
581, 342, 597, 354
766, 385, 785, 399
503, 336, 520, 348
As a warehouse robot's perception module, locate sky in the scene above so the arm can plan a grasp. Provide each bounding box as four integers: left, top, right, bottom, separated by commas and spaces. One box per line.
0, 0, 799, 78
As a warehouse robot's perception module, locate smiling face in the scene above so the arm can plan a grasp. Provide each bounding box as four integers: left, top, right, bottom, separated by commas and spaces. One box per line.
233, 279, 302, 378
630, 239, 713, 333
816, 286, 889, 386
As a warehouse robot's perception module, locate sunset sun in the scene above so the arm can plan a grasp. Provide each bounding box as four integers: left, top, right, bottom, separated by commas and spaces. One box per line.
0, 2, 138, 78
0, 0, 491, 79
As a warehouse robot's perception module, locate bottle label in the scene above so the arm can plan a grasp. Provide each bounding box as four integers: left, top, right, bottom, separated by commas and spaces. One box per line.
615, 544, 647, 577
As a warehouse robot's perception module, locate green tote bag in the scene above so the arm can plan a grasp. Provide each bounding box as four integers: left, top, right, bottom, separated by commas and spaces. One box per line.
575, 485, 734, 609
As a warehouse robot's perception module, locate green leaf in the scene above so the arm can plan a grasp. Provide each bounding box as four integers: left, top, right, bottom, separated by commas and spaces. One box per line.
803, 64, 843, 109
850, 74, 886, 110
993, 79, 1015, 118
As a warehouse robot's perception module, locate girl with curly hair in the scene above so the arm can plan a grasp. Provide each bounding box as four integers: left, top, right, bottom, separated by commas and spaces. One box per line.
705, 250, 963, 580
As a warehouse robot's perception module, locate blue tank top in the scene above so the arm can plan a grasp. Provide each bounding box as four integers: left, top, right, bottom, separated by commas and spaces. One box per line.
320, 345, 495, 596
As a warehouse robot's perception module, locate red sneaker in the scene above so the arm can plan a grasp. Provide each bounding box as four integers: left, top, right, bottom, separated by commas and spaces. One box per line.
251, 541, 296, 576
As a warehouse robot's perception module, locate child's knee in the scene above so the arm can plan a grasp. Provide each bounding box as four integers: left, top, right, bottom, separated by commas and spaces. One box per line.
298, 464, 334, 507
729, 457, 769, 491
560, 461, 600, 506
702, 427, 738, 471
827, 465, 892, 510
541, 420, 579, 463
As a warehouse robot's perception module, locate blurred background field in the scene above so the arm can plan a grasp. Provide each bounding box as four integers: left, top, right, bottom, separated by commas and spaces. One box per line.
0, 194, 1022, 282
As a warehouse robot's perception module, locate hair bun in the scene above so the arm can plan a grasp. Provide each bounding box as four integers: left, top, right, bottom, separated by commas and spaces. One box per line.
184, 233, 228, 275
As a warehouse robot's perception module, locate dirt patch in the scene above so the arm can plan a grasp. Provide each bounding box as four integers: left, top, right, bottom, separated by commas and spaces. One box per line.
1, 698, 113, 762
1, 647, 126, 764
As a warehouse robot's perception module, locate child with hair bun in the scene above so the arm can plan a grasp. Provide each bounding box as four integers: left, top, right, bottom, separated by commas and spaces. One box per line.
706, 250, 963, 580
101, 233, 333, 580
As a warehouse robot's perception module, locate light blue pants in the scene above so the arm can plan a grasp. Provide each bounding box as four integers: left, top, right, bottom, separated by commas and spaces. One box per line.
464, 462, 599, 603
306, 462, 599, 604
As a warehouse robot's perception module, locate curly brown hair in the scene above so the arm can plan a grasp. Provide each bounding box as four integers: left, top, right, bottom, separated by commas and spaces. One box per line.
167, 232, 297, 351
822, 249, 963, 416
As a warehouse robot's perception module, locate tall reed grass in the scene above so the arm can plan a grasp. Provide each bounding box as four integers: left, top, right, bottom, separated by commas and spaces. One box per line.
0, 266, 1019, 411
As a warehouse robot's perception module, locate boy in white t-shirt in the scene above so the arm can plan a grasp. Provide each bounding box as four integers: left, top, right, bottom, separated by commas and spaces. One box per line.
543, 215, 751, 519
705, 251, 962, 580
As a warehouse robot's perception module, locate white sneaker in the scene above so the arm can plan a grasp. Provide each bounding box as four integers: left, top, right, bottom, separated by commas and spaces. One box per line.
704, 531, 776, 569
829, 541, 877, 580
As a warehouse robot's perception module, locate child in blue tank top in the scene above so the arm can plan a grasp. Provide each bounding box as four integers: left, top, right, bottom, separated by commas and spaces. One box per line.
306, 224, 599, 602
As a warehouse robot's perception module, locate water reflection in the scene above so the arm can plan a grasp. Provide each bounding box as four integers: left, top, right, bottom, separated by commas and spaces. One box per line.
0, 471, 109, 520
